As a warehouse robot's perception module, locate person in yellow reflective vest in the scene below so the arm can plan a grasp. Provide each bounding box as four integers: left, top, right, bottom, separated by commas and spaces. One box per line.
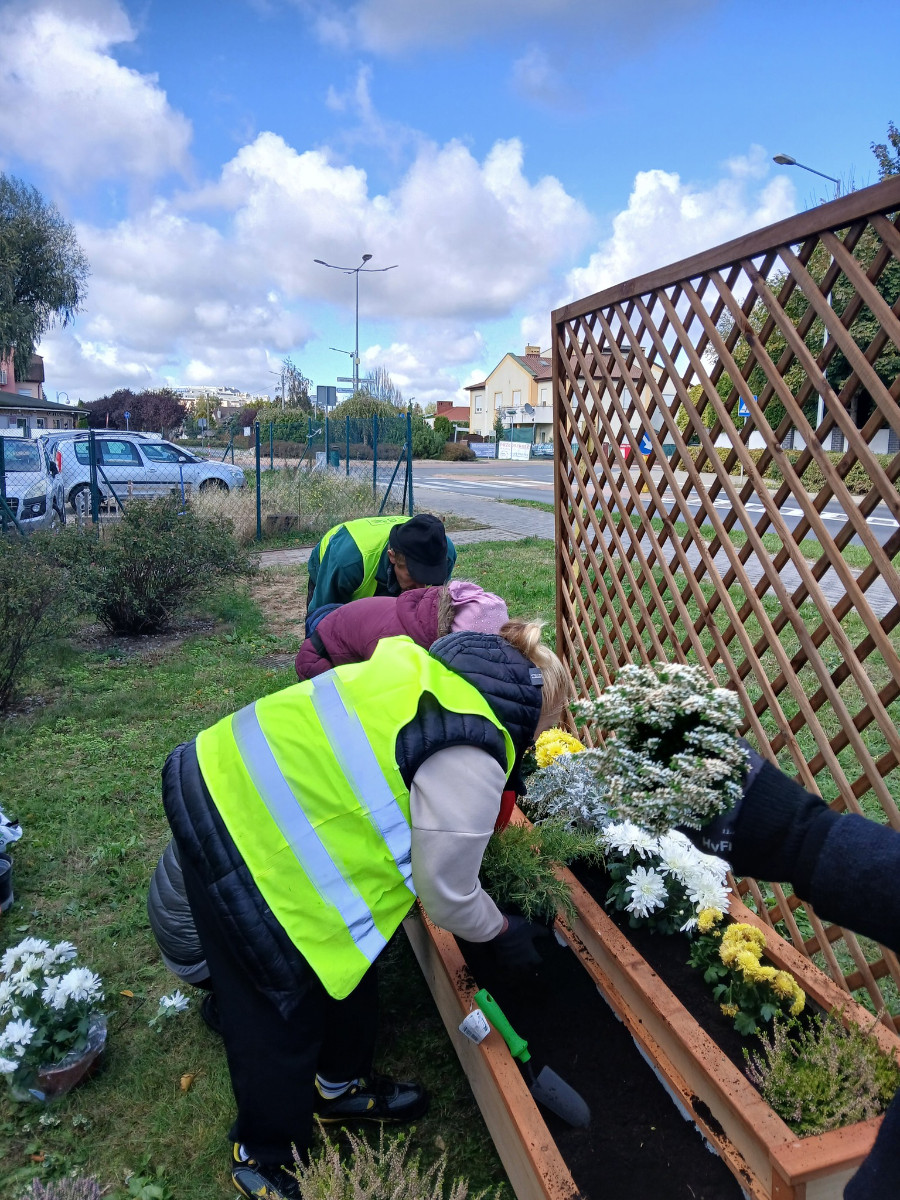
158, 620, 571, 1200
305, 513, 457, 618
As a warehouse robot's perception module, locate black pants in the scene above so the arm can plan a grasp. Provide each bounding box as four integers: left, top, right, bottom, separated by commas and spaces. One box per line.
179, 854, 379, 1165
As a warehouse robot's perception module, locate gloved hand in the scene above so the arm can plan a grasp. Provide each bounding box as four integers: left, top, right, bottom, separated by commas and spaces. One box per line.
490, 914, 550, 970
681, 746, 835, 896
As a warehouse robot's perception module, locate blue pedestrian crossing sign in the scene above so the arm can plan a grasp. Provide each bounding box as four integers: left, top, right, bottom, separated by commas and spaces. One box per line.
738, 398, 750, 418
639, 432, 652, 455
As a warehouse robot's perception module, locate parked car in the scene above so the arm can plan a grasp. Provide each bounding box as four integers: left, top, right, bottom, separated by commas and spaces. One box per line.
0, 436, 66, 531
38, 429, 162, 474
57, 435, 246, 511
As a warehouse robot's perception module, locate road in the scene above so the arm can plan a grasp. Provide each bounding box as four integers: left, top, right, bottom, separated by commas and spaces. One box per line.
412, 459, 900, 550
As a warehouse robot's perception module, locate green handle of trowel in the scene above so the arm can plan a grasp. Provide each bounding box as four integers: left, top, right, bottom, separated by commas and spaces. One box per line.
474, 988, 531, 1064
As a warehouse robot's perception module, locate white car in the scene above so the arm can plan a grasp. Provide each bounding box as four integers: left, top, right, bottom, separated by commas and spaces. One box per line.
58, 435, 246, 511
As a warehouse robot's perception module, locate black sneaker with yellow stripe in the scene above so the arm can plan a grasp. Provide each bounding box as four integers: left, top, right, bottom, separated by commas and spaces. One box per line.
231, 1143, 301, 1200
314, 1074, 428, 1124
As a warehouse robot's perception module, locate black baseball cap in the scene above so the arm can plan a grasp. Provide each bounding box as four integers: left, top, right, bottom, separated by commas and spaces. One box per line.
389, 515, 449, 586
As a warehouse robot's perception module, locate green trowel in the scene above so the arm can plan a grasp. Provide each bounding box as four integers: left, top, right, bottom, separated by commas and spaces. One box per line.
473, 988, 591, 1128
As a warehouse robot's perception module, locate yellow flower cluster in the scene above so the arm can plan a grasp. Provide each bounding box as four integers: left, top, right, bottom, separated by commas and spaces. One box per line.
719, 924, 805, 1016
696, 907, 724, 934
535, 729, 586, 768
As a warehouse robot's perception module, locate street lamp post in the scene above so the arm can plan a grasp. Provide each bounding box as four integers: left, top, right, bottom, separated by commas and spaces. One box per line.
772, 154, 841, 436
314, 254, 398, 394
269, 369, 285, 410
772, 153, 841, 192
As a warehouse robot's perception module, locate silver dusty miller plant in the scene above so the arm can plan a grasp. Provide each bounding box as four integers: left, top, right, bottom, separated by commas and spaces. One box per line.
527, 663, 748, 835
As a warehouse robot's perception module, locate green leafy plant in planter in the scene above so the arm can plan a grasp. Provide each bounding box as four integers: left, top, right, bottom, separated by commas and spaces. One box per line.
745, 1008, 900, 1136
688, 912, 805, 1035
479, 820, 604, 924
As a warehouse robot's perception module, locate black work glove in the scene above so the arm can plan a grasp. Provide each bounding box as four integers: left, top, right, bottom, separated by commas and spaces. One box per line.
681, 745, 836, 897
490, 914, 550, 970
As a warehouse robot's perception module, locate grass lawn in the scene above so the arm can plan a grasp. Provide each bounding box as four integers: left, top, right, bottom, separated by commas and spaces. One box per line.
2, 532, 896, 1197
0, 569, 510, 1200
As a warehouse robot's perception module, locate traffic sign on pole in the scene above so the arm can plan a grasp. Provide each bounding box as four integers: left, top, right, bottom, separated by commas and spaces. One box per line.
738, 398, 750, 418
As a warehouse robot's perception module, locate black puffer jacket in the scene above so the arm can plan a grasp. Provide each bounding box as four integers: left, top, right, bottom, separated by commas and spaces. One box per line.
159, 634, 543, 1016
147, 840, 208, 985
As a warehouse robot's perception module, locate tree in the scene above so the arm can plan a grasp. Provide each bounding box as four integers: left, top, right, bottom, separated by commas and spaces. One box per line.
871, 121, 900, 181
86, 388, 186, 433
433, 415, 452, 440
361, 365, 404, 406
0, 174, 89, 379
493, 413, 505, 442
275, 356, 312, 411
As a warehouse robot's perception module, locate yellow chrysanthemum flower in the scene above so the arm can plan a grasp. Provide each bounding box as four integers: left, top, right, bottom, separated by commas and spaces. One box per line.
535, 729, 586, 768
721, 923, 766, 953
734, 950, 763, 975
789, 989, 806, 1016
771, 971, 796, 999
697, 908, 724, 934
719, 1003, 739, 1018
746, 964, 778, 984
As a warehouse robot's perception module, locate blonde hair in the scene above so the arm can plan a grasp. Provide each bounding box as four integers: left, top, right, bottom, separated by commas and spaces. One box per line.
436, 585, 454, 639
499, 618, 573, 719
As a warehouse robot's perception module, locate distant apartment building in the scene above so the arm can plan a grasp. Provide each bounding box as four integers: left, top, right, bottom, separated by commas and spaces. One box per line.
172, 385, 267, 412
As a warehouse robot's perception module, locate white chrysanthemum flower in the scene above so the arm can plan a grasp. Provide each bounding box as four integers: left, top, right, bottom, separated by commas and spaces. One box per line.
655, 831, 699, 878
2, 1017, 36, 1049
45, 941, 78, 966
688, 877, 731, 914
624, 866, 668, 918
41, 976, 67, 1011
55, 967, 103, 1006
601, 820, 658, 859
680, 914, 699, 933
13, 979, 38, 998
0, 1055, 19, 1074
0, 980, 12, 1012
13, 954, 45, 982
159, 990, 189, 1013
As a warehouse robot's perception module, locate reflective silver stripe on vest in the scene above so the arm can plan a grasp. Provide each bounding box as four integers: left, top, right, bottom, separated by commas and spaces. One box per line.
311, 673, 415, 896
232, 703, 386, 964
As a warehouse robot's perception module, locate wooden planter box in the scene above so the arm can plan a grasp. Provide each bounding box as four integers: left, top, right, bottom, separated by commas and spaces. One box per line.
406, 851, 900, 1200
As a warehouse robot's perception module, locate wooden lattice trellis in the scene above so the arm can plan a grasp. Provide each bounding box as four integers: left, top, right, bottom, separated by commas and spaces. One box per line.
552, 175, 900, 1030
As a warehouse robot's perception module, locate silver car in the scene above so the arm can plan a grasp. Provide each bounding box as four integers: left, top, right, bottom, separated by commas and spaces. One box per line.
58, 435, 246, 511
0, 436, 67, 532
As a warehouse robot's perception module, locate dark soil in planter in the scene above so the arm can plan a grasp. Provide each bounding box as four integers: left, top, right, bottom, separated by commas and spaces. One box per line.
572, 862, 765, 1076
458, 931, 744, 1200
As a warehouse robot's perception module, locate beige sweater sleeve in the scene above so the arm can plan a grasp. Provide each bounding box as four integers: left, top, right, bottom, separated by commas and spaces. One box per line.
409, 745, 507, 943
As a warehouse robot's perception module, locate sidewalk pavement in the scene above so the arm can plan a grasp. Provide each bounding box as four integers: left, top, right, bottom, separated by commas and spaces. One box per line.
260, 473, 898, 620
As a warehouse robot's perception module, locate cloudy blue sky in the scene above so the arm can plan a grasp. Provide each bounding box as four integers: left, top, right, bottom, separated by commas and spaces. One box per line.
1, 0, 895, 405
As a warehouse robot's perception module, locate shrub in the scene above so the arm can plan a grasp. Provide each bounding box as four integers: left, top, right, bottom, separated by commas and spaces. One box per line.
412, 425, 447, 459
478, 820, 602, 924
746, 1008, 900, 1136
0, 532, 79, 710
87, 499, 253, 634
442, 443, 476, 462
291, 1124, 482, 1200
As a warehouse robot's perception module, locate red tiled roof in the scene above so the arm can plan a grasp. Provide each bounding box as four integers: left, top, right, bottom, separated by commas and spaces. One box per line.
519, 353, 552, 380
437, 405, 471, 422
463, 380, 487, 391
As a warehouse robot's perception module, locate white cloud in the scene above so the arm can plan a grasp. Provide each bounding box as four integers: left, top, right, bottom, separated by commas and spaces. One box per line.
0, 0, 191, 185
39, 125, 588, 399
360, 328, 486, 406
307, 0, 709, 55
566, 154, 796, 302
191, 131, 591, 320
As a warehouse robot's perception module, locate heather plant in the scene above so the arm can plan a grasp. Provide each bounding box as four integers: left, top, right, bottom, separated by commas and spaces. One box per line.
745, 1008, 900, 1135
688, 914, 805, 1035
19, 1179, 102, 1200
564, 663, 748, 833
478, 820, 603, 924
289, 1125, 486, 1200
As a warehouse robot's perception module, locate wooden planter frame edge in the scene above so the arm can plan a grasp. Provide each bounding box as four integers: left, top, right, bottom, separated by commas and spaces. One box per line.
556, 861, 891, 1200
